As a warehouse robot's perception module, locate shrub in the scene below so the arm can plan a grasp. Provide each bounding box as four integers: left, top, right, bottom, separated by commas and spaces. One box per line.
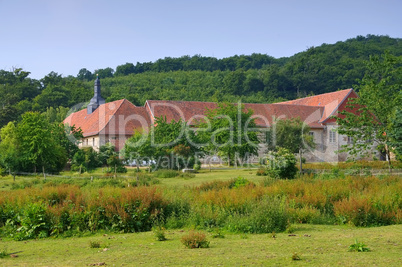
291, 252, 301, 260
0, 247, 8, 258
195, 179, 235, 191
89, 241, 101, 248
333, 196, 397, 226
232, 177, 253, 188
225, 197, 288, 234
153, 226, 167, 241
288, 207, 322, 224
265, 148, 298, 179
178, 172, 195, 179
153, 170, 179, 178
129, 173, 160, 187
193, 164, 201, 171
211, 228, 225, 238
14, 203, 51, 240
256, 168, 267, 176
348, 239, 370, 252
181, 231, 210, 249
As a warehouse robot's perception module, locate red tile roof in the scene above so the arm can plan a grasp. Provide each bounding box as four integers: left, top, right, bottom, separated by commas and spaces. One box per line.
277, 89, 354, 122
64, 99, 151, 137
64, 89, 357, 138
146, 100, 324, 128
146, 100, 218, 125
244, 103, 324, 128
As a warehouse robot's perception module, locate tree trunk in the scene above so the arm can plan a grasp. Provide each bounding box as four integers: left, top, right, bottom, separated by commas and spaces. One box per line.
114, 164, 117, 178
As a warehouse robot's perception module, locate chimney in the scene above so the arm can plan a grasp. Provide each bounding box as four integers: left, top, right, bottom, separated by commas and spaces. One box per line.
87, 75, 105, 114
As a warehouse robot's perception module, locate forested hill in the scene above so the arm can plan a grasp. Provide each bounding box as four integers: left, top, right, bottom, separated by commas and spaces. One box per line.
0, 34, 401, 128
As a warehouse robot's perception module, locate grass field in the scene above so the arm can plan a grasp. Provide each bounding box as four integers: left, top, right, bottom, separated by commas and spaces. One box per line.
1, 224, 401, 266
0, 167, 401, 266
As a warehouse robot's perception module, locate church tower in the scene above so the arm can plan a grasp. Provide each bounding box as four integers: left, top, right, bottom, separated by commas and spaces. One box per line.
87, 75, 105, 114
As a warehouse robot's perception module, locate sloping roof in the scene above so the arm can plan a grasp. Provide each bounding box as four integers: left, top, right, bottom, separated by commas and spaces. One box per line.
64, 99, 151, 137
146, 100, 218, 125
244, 103, 324, 128
277, 89, 354, 122
146, 100, 324, 128
64, 89, 357, 137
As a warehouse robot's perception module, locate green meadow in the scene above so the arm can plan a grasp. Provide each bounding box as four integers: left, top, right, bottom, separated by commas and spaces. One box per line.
0, 167, 401, 266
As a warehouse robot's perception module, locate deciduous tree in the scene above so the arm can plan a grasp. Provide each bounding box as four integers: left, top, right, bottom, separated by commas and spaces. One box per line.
17, 112, 67, 175
197, 102, 259, 166
268, 117, 314, 173
336, 52, 402, 170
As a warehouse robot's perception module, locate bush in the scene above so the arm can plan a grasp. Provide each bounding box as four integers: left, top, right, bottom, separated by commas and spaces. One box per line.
232, 177, 253, 188
14, 203, 51, 240
225, 197, 288, 234
153, 170, 179, 178
129, 173, 160, 187
348, 239, 370, 252
153, 226, 167, 241
89, 241, 101, 248
181, 231, 210, 249
0, 247, 8, 258
256, 168, 267, 176
193, 164, 201, 171
265, 148, 298, 179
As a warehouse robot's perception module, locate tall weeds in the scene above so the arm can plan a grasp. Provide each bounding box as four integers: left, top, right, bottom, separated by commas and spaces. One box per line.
0, 174, 401, 240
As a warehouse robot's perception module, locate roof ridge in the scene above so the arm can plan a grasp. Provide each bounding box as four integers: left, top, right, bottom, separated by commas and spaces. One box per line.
320, 88, 354, 123
97, 99, 126, 134
147, 99, 218, 105
276, 88, 353, 105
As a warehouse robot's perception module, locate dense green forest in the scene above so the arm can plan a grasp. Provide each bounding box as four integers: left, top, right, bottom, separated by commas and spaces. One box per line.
0, 35, 401, 129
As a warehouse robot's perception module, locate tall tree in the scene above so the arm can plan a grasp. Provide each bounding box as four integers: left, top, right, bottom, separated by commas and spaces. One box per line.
336, 52, 402, 170
95, 67, 114, 78
0, 122, 20, 179
197, 102, 259, 166
151, 116, 201, 169
17, 112, 67, 174
268, 117, 315, 173
115, 63, 135, 76
387, 108, 402, 161
124, 130, 155, 171
77, 68, 94, 81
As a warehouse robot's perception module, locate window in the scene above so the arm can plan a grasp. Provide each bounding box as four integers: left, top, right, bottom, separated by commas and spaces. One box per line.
347, 136, 353, 144
309, 132, 314, 137
329, 130, 336, 143
93, 138, 95, 146
86, 139, 88, 146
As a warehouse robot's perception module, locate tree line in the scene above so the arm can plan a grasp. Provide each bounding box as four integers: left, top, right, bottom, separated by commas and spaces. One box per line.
0, 51, 401, 175
0, 35, 400, 130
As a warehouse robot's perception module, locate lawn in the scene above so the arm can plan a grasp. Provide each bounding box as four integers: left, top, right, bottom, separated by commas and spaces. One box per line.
0, 167, 401, 266
1, 224, 401, 266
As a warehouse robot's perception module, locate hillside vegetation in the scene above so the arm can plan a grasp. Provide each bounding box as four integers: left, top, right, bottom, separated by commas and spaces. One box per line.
0, 34, 401, 128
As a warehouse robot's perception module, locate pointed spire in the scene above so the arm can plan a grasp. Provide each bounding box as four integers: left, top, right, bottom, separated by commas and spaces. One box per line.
87, 75, 105, 114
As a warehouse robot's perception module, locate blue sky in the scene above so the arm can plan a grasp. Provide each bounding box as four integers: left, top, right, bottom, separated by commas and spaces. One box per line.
1, 0, 401, 79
